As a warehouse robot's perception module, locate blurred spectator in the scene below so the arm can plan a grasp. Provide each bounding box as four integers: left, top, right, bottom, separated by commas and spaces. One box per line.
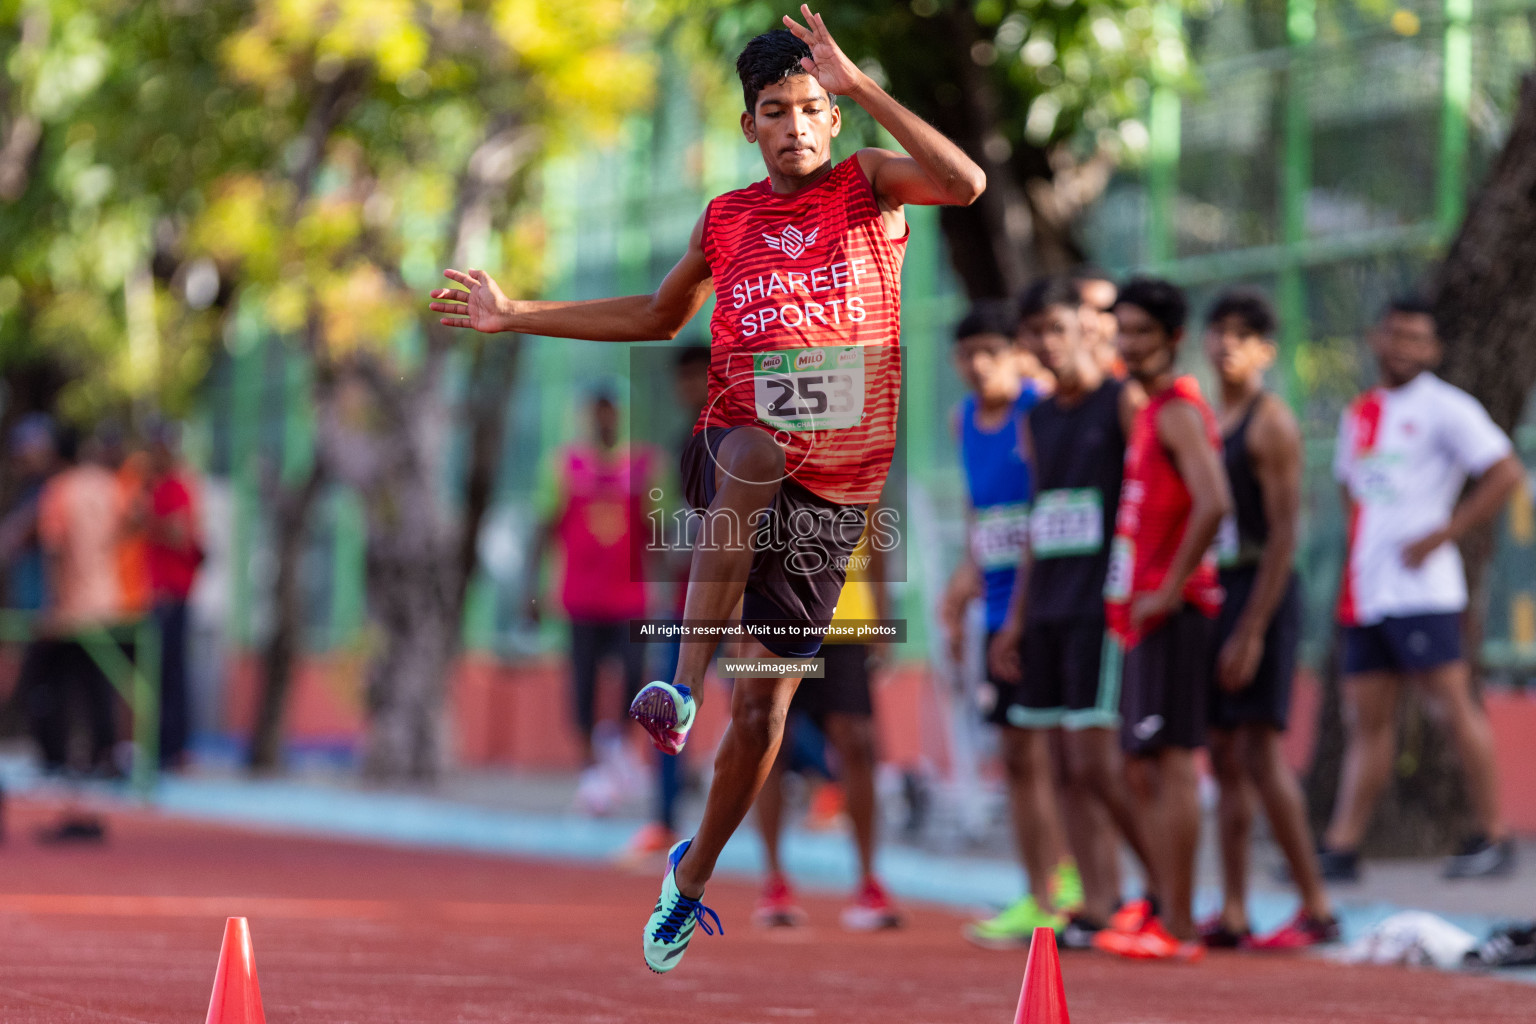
102, 421, 153, 623
0, 413, 58, 612
26, 426, 124, 775
1071, 267, 1123, 378
1323, 297, 1525, 881
145, 420, 203, 769
526, 389, 656, 813
621, 346, 710, 859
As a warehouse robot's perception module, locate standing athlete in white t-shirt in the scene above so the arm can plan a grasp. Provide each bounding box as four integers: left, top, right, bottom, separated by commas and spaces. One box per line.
1324, 297, 1526, 881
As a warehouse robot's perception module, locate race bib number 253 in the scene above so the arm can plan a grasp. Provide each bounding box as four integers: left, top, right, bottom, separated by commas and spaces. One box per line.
753, 346, 865, 432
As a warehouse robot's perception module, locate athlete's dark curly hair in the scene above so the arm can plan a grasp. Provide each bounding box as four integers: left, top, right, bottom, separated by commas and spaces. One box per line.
1115, 276, 1187, 337
1018, 277, 1084, 322
953, 299, 1019, 343
737, 29, 817, 113
1206, 287, 1277, 337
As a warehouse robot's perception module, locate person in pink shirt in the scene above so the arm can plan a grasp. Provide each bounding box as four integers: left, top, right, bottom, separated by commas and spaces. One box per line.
526, 390, 656, 810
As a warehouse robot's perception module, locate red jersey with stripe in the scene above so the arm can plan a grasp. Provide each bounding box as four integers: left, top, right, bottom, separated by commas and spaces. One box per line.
1105, 375, 1223, 644
697, 156, 907, 506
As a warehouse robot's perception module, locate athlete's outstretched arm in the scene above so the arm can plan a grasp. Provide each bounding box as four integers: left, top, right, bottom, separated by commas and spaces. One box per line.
430, 213, 712, 341
784, 6, 984, 209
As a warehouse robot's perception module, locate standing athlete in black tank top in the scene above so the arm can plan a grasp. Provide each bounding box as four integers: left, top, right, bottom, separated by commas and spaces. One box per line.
981, 277, 1158, 950
1202, 289, 1337, 950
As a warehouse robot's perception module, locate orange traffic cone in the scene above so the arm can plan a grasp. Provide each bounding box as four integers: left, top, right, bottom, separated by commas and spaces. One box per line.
205, 917, 266, 1024
1012, 926, 1069, 1024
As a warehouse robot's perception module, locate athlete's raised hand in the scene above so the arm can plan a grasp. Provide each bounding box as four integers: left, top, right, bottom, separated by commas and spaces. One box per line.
783, 5, 864, 97
431, 269, 512, 333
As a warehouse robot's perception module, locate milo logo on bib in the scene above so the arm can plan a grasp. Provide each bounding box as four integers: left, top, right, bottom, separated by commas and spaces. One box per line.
761, 353, 785, 372
794, 350, 826, 371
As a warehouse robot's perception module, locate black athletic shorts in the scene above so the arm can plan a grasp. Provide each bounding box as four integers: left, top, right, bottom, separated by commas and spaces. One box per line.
987, 617, 1118, 731
791, 642, 875, 723
681, 426, 867, 658
1342, 612, 1462, 675
1117, 605, 1216, 755
1209, 569, 1301, 732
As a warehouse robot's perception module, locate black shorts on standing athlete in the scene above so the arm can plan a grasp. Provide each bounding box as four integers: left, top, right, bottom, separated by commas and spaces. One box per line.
1211, 568, 1300, 731
681, 425, 866, 658
991, 378, 1127, 731
791, 642, 875, 722
1118, 605, 1216, 755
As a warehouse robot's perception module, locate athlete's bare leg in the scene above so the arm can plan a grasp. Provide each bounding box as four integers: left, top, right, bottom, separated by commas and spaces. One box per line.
1324, 671, 1399, 851
1419, 660, 1504, 840
1063, 727, 1157, 920
676, 649, 800, 898
671, 426, 788, 707
1238, 724, 1332, 922
1152, 746, 1202, 941
1058, 768, 1116, 921
825, 712, 878, 881
1000, 727, 1068, 908
753, 740, 792, 879
1210, 728, 1256, 932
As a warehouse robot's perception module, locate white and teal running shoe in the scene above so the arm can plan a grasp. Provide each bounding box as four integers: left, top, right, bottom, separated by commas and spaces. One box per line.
630, 681, 696, 755
644, 839, 722, 974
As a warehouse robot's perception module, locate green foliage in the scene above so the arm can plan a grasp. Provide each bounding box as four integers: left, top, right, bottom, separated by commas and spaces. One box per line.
708, 0, 1210, 162
0, 0, 684, 419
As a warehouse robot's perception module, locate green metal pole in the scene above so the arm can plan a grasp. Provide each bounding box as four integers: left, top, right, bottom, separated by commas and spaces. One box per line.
132, 618, 160, 799
1438, 0, 1474, 236
1277, 0, 1317, 406
229, 300, 264, 649
330, 487, 367, 649
1145, 1, 1183, 266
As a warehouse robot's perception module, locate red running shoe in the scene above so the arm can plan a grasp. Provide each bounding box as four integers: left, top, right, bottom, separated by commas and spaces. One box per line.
1249, 910, 1341, 950
840, 877, 902, 931
1106, 898, 1153, 935
752, 873, 807, 928
1096, 916, 1205, 962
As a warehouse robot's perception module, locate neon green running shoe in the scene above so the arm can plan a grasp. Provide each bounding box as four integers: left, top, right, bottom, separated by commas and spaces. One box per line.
963, 896, 1065, 950
1051, 860, 1084, 915
643, 839, 722, 973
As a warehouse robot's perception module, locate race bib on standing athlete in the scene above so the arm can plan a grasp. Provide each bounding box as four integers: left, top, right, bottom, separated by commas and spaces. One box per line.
1213, 513, 1240, 568
970, 503, 1030, 572
1030, 488, 1104, 559
753, 346, 865, 432
1104, 536, 1135, 602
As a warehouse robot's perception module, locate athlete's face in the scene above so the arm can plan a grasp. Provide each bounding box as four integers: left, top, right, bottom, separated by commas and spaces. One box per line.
1077, 278, 1118, 343
592, 398, 619, 448
1371, 311, 1440, 387
1115, 303, 1181, 385
954, 333, 1019, 402
743, 74, 840, 180
1204, 313, 1274, 388
1020, 303, 1087, 381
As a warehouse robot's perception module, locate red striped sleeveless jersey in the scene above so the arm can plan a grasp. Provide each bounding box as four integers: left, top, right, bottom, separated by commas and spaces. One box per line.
1105, 375, 1224, 644
696, 155, 907, 506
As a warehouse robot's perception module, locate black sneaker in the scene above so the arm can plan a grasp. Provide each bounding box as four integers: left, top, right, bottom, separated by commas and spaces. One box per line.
1465, 922, 1536, 968
1316, 846, 1360, 883
1443, 836, 1517, 880
1058, 915, 1104, 950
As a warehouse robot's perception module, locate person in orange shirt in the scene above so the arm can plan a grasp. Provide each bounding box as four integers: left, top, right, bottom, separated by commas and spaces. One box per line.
103, 422, 153, 621
28, 427, 125, 775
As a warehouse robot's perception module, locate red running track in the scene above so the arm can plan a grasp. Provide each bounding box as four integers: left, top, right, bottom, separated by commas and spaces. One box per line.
0, 797, 1528, 1023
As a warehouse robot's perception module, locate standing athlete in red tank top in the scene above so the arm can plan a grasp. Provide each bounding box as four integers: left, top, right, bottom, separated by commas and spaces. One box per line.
429, 8, 984, 974
1093, 278, 1231, 963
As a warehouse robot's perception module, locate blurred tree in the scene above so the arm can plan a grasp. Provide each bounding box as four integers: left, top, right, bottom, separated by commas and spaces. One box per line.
0, 0, 678, 782
708, 0, 1205, 298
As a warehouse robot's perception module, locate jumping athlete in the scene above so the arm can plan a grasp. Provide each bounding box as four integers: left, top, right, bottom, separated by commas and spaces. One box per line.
430, 7, 983, 973
1093, 277, 1230, 962
1323, 296, 1523, 881
987, 276, 1157, 950
1199, 288, 1336, 949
